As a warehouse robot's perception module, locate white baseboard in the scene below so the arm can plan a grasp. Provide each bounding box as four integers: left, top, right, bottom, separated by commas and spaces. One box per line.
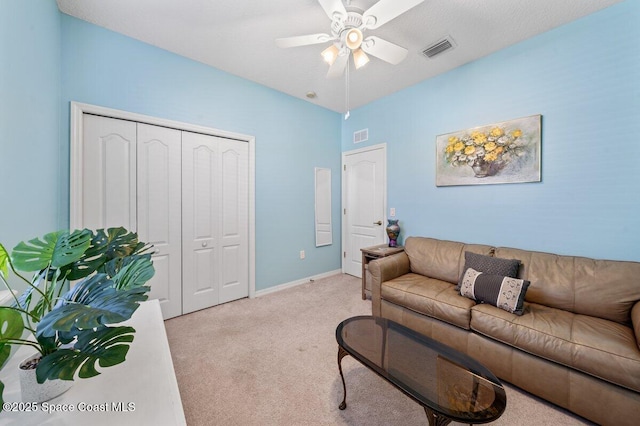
254, 269, 343, 298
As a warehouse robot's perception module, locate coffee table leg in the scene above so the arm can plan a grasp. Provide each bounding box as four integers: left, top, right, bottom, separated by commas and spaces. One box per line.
423, 407, 452, 426
337, 346, 349, 410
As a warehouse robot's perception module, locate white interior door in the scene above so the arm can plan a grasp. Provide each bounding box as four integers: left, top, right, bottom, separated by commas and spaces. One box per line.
342, 145, 386, 277
81, 115, 137, 230
137, 123, 183, 319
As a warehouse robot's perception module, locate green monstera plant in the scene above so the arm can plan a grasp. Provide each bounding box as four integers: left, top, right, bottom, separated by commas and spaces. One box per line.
0, 227, 154, 409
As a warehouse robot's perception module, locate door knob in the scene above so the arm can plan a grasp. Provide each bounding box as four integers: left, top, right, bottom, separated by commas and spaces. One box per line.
373, 221, 382, 226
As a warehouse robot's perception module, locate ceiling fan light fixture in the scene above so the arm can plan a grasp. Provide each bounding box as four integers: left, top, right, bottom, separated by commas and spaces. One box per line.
321, 44, 340, 65
353, 48, 370, 69
344, 28, 363, 50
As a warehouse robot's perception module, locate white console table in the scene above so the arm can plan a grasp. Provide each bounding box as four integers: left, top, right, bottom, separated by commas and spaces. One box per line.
0, 300, 186, 425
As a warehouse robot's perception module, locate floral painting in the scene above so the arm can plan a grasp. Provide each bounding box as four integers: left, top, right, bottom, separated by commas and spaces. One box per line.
436, 115, 541, 186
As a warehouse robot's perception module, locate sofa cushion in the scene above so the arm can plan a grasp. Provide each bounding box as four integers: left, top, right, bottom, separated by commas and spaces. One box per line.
404, 237, 493, 285
470, 302, 640, 392
495, 247, 640, 325
459, 268, 530, 315
456, 252, 521, 290
381, 273, 476, 329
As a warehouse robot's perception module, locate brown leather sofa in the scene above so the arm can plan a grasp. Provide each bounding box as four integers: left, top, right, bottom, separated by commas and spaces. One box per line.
368, 236, 640, 425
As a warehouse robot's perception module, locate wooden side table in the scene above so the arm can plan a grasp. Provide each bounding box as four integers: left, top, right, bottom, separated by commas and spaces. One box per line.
360, 244, 405, 300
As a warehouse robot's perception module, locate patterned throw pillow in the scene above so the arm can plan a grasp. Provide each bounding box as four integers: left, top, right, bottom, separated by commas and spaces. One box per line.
459, 268, 530, 315
456, 252, 521, 290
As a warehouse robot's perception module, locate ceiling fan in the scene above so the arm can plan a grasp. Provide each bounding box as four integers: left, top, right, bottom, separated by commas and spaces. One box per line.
276, 0, 424, 78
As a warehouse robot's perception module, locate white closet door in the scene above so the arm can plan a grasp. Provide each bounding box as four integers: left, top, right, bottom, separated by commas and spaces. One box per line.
181, 133, 249, 313
137, 123, 183, 320
81, 115, 137, 230
182, 132, 220, 314
218, 138, 249, 304
78, 110, 250, 318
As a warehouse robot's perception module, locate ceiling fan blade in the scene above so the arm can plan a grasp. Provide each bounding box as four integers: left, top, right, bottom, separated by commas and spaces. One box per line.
317, 0, 348, 21
276, 33, 333, 48
326, 53, 348, 79
361, 36, 408, 65
362, 0, 424, 30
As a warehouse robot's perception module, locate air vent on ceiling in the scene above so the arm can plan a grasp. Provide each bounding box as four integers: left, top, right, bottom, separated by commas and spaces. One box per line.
353, 128, 368, 144
422, 36, 455, 58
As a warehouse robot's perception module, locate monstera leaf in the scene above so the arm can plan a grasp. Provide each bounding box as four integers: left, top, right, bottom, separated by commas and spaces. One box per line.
62, 227, 146, 281
0, 308, 24, 408
110, 255, 155, 290
0, 244, 9, 277
36, 274, 149, 339
56, 273, 113, 307
35, 326, 137, 383
11, 230, 92, 272
102, 227, 146, 260
0, 307, 24, 369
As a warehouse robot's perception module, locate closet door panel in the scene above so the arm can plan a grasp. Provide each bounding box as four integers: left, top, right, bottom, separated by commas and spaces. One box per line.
82, 115, 137, 230
219, 139, 249, 303
137, 123, 182, 319
182, 132, 219, 314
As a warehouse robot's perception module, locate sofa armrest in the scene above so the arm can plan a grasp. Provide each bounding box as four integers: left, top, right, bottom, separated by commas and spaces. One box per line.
632, 302, 640, 349
368, 252, 410, 317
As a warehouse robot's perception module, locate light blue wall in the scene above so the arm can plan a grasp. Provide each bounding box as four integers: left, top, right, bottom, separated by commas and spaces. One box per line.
342, 1, 640, 262
59, 15, 342, 291
0, 0, 61, 251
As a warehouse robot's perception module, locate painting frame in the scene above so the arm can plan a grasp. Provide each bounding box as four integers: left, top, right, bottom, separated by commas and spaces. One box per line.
435, 114, 541, 186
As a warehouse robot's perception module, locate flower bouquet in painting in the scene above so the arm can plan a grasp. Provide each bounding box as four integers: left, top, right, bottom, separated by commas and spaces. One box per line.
444, 127, 524, 177
436, 115, 541, 186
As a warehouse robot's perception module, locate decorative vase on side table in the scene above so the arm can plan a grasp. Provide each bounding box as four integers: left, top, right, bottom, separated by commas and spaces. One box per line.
386, 219, 400, 247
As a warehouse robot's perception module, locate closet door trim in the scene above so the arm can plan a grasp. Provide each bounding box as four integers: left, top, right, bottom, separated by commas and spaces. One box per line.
70, 101, 256, 299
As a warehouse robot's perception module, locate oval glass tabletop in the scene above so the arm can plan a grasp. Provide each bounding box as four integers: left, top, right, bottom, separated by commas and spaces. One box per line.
336, 316, 506, 425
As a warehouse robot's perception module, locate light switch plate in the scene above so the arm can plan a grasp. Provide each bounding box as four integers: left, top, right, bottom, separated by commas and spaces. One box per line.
390, 208, 396, 217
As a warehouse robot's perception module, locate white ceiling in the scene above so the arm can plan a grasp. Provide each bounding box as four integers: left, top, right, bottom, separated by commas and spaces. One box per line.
56, 0, 622, 113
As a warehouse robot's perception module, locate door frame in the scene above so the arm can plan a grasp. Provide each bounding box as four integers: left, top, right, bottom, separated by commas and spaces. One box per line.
69, 101, 257, 298
341, 143, 387, 274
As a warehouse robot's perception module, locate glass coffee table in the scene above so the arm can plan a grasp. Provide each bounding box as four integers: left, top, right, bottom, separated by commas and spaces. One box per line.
336, 316, 506, 425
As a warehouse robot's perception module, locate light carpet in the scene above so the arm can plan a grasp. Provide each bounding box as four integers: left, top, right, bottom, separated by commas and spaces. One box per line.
164, 274, 592, 425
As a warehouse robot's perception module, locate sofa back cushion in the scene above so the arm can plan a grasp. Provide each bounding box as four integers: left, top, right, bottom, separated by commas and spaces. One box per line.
405, 237, 493, 285
495, 247, 640, 324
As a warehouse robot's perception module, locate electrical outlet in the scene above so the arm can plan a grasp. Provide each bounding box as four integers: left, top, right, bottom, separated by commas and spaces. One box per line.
390, 208, 396, 217
300, 250, 305, 259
